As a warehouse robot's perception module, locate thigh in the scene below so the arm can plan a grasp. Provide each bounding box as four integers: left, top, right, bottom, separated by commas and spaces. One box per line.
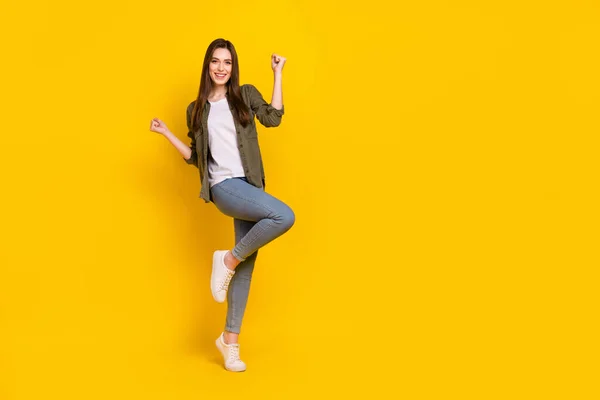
211, 178, 290, 223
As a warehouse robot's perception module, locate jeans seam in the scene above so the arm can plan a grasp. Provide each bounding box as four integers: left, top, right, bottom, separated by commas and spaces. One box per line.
234, 220, 275, 259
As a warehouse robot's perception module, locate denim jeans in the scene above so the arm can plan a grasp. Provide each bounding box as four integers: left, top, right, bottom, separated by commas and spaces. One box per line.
210, 177, 295, 334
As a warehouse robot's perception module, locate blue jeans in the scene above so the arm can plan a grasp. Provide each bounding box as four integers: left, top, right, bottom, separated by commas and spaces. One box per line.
210, 177, 295, 334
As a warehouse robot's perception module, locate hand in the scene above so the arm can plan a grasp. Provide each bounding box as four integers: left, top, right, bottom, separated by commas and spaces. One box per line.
271, 53, 286, 73
149, 117, 170, 135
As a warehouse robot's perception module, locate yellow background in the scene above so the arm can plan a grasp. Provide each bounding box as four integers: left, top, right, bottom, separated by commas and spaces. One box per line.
1, 0, 598, 398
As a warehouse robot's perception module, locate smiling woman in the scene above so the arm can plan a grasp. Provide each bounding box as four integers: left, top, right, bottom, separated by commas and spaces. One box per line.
149, 38, 293, 373
210, 48, 232, 85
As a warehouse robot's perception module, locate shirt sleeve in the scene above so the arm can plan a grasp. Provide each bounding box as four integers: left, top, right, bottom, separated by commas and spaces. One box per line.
185, 102, 199, 167
246, 84, 285, 127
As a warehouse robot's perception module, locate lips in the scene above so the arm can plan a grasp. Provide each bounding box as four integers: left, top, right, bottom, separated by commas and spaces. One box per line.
215, 73, 227, 79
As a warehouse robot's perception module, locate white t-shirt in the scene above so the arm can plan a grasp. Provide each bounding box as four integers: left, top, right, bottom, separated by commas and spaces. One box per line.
207, 98, 245, 187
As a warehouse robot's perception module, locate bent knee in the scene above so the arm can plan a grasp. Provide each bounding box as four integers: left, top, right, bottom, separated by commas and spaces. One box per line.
277, 205, 295, 231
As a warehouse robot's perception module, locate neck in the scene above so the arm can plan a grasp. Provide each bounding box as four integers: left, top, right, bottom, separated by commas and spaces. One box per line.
210, 85, 227, 98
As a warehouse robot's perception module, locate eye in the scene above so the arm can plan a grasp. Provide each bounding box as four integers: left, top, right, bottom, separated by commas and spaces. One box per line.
226, 61, 232, 65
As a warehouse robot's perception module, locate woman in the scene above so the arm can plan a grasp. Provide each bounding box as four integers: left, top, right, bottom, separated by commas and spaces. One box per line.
149, 38, 295, 372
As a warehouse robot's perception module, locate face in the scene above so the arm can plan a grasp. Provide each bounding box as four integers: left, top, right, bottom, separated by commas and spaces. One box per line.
209, 47, 233, 86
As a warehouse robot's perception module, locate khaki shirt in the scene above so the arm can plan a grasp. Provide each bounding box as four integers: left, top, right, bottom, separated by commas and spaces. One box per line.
185, 84, 285, 202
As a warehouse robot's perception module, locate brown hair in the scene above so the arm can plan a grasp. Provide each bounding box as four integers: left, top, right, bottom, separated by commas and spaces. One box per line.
190, 38, 251, 131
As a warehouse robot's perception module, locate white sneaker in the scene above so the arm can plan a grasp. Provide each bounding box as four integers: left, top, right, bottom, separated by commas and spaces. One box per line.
215, 333, 247, 372
211, 250, 235, 303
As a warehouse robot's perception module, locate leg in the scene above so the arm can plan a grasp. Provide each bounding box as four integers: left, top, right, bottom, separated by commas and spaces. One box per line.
224, 219, 258, 343
211, 178, 295, 262
214, 219, 256, 373
211, 179, 294, 372
209, 178, 294, 304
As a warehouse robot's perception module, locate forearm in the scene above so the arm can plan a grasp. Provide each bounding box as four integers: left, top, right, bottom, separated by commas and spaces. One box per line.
163, 130, 193, 160
271, 71, 283, 110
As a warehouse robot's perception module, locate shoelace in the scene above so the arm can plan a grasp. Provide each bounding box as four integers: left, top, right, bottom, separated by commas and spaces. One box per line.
219, 268, 234, 290
228, 344, 241, 363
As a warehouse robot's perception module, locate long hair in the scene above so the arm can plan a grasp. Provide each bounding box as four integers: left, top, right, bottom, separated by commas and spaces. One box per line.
190, 38, 251, 131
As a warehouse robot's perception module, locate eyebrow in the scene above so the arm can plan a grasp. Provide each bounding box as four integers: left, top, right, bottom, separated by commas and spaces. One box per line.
212, 57, 232, 62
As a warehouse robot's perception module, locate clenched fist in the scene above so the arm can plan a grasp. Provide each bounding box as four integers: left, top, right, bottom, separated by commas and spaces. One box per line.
271, 54, 286, 73
149, 118, 170, 135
